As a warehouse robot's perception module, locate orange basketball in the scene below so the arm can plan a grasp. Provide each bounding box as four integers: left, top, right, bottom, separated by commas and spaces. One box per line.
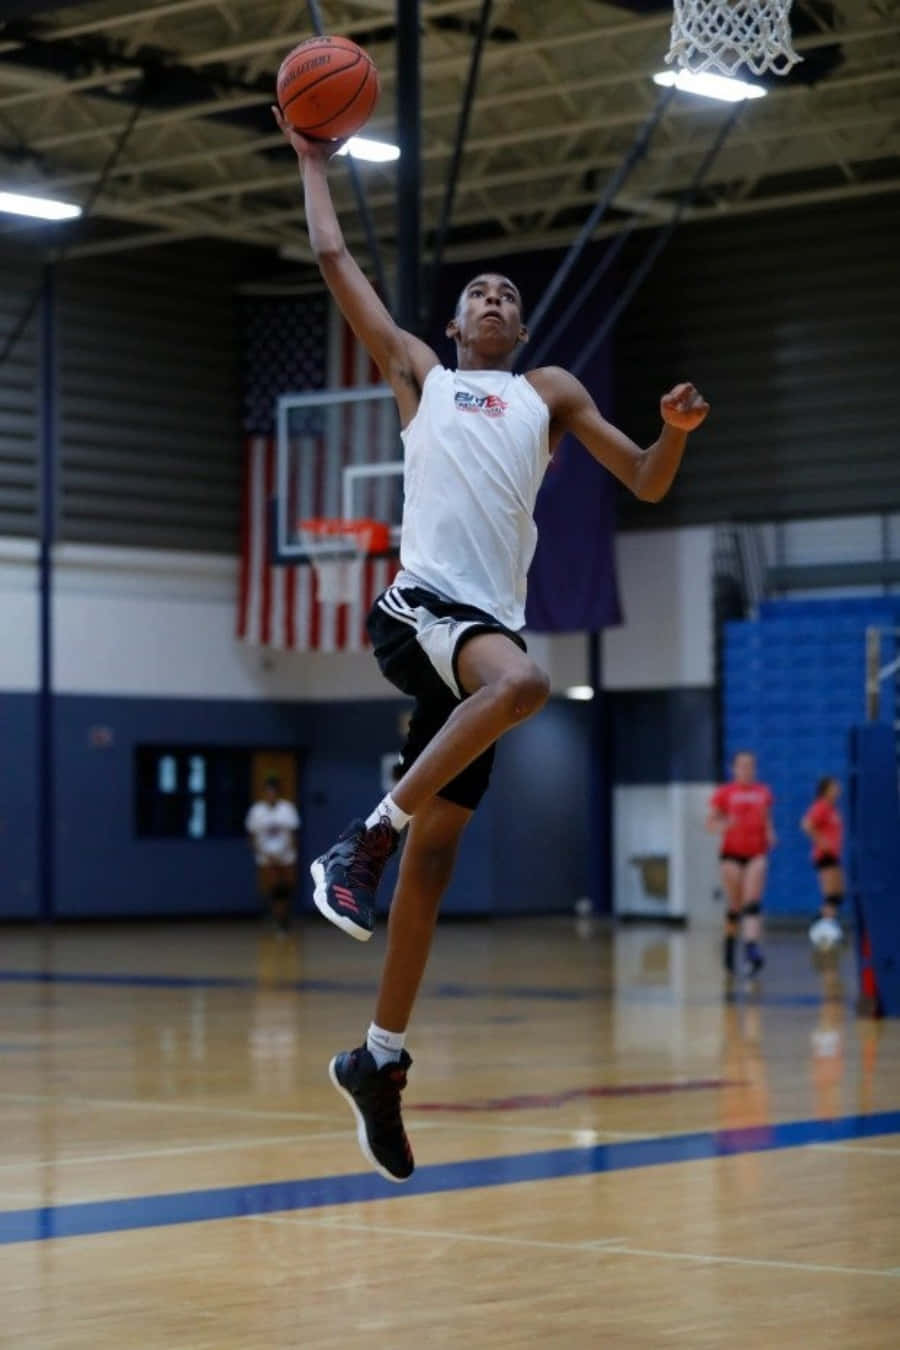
276, 35, 379, 141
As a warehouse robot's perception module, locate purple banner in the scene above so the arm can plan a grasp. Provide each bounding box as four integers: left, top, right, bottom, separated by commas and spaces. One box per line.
526, 435, 622, 632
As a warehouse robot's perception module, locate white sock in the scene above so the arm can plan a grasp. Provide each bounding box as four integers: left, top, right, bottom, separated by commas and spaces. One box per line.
366, 1022, 406, 1069
365, 793, 411, 834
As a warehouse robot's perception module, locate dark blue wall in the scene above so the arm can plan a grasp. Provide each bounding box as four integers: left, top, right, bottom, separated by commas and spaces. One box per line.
0, 692, 592, 921
491, 700, 592, 912
0, 692, 38, 918
609, 688, 718, 786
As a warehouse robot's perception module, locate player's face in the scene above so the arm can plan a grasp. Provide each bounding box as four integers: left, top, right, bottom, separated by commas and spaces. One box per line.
263, 785, 278, 804
826, 779, 841, 802
733, 753, 756, 783
448, 274, 526, 355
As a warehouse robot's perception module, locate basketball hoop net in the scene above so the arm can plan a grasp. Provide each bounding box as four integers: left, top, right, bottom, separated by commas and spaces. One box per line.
666, 0, 802, 78
298, 518, 390, 608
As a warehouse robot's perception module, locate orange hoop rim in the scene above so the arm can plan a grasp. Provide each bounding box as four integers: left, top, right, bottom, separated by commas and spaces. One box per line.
297, 517, 391, 554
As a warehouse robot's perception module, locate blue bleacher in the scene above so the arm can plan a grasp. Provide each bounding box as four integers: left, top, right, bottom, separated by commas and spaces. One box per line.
722, 596, 900, 917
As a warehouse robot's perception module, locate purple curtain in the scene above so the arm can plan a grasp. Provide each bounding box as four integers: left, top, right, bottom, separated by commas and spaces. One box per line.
526, 434, 622, 632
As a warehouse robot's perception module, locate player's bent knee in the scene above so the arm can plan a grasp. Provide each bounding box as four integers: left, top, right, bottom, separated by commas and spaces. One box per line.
496, 664, 550, 722
742, 900, 762, 916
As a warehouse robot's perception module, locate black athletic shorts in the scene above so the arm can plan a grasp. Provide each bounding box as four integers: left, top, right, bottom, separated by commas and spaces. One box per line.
814, 853, 841, 870
719, 853, 767, 866
367, 583, 527, 811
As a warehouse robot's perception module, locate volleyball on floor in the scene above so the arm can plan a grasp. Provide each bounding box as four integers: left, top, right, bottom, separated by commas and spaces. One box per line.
810, 918, 841, 953
276, 36, 379, 141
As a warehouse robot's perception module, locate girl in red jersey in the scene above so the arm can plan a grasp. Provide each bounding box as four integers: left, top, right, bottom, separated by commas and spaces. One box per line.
802, 776, 845, 950
707, 751, 775, 978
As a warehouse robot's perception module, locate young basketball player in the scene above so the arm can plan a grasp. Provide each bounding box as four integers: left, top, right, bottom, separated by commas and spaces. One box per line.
275, 108, 710, 1181
245, 776, 300, 933
802, 776, 845, 950
707, 751, 775, 980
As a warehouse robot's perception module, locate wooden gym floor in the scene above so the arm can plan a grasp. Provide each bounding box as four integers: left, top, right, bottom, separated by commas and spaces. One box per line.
1, 917, 898, 1349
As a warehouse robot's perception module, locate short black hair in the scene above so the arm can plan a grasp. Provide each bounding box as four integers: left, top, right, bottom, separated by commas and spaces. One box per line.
454, 273, 525, 321
815, 775, 837, 798
264, 776, 281, 791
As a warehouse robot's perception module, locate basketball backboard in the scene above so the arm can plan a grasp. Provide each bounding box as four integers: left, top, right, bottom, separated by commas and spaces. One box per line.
274, 384, 403, 565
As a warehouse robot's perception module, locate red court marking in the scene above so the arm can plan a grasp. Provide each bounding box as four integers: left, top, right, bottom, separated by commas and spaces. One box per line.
409, 1079, 743, 1114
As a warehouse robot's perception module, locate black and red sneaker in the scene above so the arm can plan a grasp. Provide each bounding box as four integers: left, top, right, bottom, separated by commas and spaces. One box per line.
310, 817, 398, 942
329, 1046, 414, 1182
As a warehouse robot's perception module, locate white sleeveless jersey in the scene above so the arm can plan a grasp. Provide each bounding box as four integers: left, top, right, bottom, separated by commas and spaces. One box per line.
397, 365, 551, 631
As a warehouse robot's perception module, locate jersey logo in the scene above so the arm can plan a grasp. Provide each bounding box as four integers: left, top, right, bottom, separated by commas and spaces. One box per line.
454, 390, 509, 417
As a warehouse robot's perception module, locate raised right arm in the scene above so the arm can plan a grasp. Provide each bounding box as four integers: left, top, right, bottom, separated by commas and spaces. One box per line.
274, 108, 438, 424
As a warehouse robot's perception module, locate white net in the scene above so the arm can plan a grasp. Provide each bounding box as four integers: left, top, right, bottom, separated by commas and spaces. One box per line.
299, 527, 370, 607
666, 0, 802, 78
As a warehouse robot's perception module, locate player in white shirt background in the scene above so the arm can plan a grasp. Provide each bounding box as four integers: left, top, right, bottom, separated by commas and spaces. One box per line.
245, 776, 301, 934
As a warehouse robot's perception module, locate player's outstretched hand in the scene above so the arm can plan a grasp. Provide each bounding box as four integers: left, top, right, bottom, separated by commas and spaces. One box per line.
660, 383, 710, 432
272, 105, 345, 163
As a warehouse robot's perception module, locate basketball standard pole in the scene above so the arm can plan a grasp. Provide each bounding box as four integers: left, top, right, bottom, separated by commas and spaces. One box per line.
395, 0, 422, 333
588, 630, 611, 916
425, 0, 493, 335
38, 264, 57, 924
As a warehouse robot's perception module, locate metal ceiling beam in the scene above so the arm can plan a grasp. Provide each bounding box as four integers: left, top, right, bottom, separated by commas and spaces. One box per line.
3, 1, 898, 265
0, 0, 224, 51
55, 92, 900, 253
307, 118, 900, 246
178, 5, 647, 76
67, 96, 900, 219
426, 0, 493, 329
0, 9, 662, 113
438, 176, 900, 263
0, 68, 145, 113
0, 0, 93, 18
30, 94, 900, 263
8, 22, 899, 174
62, 164, 900, 264
0, 0, 482, 86
15, 57, 648, 158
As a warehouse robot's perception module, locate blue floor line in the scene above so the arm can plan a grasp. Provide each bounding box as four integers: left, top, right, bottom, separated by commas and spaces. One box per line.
0, 969, 857, 1010
1, 1108, 898, 1247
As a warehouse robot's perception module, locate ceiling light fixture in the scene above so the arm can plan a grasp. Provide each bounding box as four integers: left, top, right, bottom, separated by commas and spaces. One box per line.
0, 190, 82, 221
652, 69, 767, 103
336, 136, 400, 164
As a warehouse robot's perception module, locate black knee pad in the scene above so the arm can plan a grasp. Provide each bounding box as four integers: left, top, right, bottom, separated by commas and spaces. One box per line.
725, 910, 741, 925
271, 883, 291, 902
742, 900, 762, 916
827, 893, 844, 908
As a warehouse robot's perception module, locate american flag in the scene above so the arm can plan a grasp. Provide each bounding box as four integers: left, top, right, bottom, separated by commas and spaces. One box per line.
237, 293, 399, 652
